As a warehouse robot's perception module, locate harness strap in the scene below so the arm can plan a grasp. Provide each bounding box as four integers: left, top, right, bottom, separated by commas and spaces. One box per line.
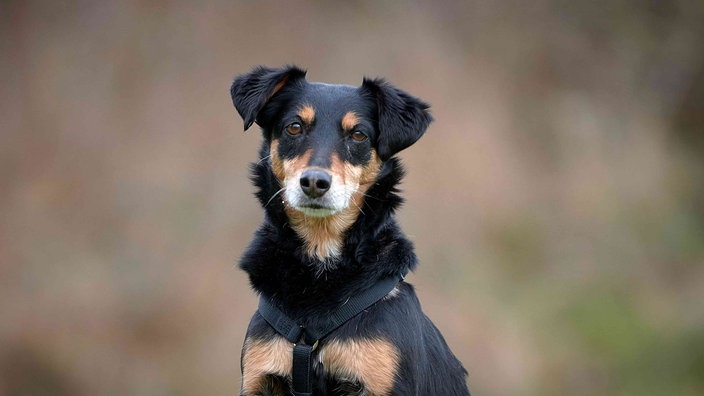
257, 271, 406, 395
291, 343, 314, 396
257, 298, 304, 343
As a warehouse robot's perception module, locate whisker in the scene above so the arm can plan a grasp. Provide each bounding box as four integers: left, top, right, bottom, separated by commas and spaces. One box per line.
265, 187, 286, 207
360, 195, 378, 217
351, 197, 366, 216
359, 191, 382, 201
257, 154, 271, 165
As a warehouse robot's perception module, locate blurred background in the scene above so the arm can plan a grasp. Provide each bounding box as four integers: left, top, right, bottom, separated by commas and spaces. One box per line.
2, 1, 703, 395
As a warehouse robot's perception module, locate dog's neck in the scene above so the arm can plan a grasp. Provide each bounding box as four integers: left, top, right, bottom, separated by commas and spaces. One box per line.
239, 149, 417, 322
282, 198, 362, 262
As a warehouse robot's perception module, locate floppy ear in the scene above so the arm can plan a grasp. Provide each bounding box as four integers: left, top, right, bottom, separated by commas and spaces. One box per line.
230, 65, 307, 130
361, 78, 433, 161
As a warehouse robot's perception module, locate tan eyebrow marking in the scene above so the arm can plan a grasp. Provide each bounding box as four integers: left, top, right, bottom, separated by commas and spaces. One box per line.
341, 111, 359, 130
298, 105, 316, 125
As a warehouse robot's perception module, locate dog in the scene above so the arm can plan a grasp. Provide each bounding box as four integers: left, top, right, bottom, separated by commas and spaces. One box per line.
230, 65, 470, 395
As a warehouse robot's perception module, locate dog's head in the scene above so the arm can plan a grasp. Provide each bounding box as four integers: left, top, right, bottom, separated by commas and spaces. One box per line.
231, 65, 432, 260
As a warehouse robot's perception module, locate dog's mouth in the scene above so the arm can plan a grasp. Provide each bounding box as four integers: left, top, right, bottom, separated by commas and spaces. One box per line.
283, 187, 349, 218
294, 203, 339, 218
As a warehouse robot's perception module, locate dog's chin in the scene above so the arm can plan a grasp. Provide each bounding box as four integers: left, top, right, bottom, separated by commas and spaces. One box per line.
294, 205, 340, 218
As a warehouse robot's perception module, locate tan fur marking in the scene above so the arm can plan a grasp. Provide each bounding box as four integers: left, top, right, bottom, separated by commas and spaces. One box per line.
341, 111, 359, 131
319, 338, 400, 395
359, 149, 383, 187
298, 105, 316, 125
282, 152, 313, 183
270, 140, 312, 186
287, 151, 382, 260
270, 139, 285, 182
286, 205, 356, 260
241, 337, 293, 395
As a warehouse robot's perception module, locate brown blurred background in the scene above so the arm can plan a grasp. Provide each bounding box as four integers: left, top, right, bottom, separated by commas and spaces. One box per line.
2, 1, 703, 395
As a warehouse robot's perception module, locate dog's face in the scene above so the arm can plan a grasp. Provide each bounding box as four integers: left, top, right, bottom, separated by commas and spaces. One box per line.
267, 83, 383, 218
231, 66, 432, 260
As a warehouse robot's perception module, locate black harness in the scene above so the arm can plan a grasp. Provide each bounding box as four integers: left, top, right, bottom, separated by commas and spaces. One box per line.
257, 272, 406, 396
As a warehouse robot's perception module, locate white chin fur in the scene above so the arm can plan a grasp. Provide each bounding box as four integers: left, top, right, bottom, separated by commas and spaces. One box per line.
295, 207, 338, 217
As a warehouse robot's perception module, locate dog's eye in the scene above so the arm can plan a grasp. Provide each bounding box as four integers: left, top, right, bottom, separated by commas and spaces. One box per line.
285, 122, 303, 136
351, 130, 367, 142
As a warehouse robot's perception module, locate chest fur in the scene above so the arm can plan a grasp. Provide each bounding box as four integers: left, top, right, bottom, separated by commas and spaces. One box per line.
242, 336, 400, 395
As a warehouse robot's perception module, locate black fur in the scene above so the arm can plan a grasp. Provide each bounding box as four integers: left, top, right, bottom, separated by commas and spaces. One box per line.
361, 78, 433, 161
232, 65, 470, 395
231, 65, 307, 131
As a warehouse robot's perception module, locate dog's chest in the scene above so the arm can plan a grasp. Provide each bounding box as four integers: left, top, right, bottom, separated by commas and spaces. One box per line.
242, 336, 400, 395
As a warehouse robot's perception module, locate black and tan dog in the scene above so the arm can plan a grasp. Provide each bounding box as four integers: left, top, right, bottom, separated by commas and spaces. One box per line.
231, 65, 470, 395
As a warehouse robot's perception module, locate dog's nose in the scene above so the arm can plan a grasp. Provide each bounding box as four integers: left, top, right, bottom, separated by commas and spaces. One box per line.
300, 169, 331, 198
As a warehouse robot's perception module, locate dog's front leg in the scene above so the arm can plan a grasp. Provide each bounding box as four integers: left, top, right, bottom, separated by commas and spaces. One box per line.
241, 336, 293, 396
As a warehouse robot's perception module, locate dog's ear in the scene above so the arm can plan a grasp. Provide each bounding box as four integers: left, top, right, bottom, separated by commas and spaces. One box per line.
361, 78, 433, 161
230, 65, 307, 130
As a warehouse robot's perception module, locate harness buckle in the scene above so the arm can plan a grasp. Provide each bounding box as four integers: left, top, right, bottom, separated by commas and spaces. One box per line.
294, 334, 320, 352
